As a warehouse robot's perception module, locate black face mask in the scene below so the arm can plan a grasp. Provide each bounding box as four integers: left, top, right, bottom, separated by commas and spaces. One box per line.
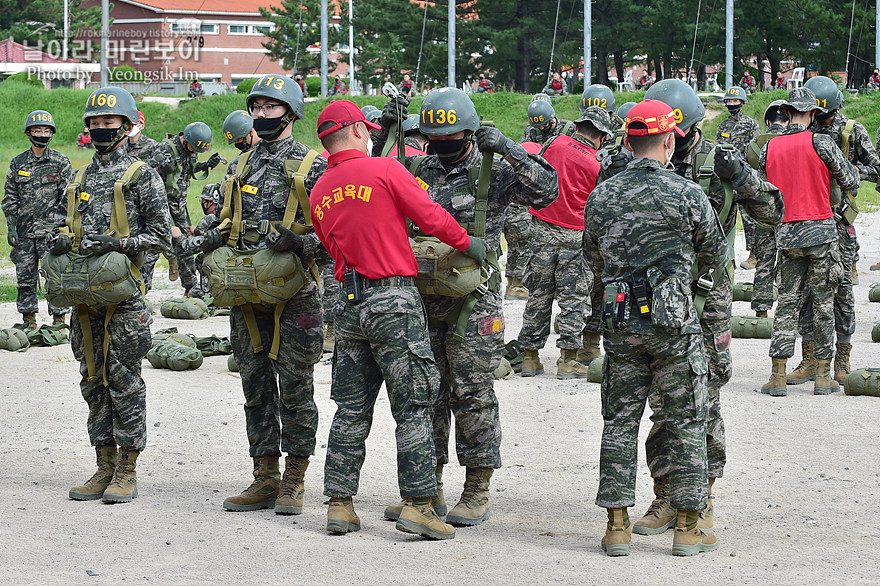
430, 137, 469, 162
234, 137, 250, 152
674, 127, 698, 154
28, 134, 52, 148
252, 112, 292, 141
726, 105, 742, 116
816, 110, 836, 123
90, 126, 125, 153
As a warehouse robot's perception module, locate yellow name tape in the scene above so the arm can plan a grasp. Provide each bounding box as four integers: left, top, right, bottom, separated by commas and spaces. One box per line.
241, 184, 258, 194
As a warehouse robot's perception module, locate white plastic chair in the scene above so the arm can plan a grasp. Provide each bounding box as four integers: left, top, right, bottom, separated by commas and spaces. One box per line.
786, 67, 805, 89
618, 70, 635, 92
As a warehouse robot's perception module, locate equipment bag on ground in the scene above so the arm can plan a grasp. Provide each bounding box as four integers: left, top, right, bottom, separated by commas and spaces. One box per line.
731, 316, 773, 339
25, 323, 69, 346
160, 297, 211, 320
869, 284, 880, 302
844, 369, 880, 397
147, 340, 203, 371
587, 355, 605, 383
0, 328, 30, 351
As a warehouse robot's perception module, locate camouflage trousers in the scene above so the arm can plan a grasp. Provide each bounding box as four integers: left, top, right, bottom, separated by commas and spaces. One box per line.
645, 267, 731, 479
69, 294, 152, 451
797, 222, 856, 337
583, 273, 604, 334
517, 218, 590, 350
740, 204, 757, 251
230, 282, 323, 458
324, 284, 440, 499
770, 242, 841, 361
751, 226, 779, 313
140, 251, 159, 292
319, 260, 339, 324
596, 331, 709, 511
426, 289, 504, 469
10, 235, 67, 316
503, 204, 532, 281
139, 247, 198, 292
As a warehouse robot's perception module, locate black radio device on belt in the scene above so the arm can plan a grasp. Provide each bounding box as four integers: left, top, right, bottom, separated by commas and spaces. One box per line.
332, 234, 363, 304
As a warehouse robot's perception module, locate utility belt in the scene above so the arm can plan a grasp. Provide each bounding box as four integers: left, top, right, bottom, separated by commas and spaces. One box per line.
603, 267, 696, 332
602, 280, 651, 332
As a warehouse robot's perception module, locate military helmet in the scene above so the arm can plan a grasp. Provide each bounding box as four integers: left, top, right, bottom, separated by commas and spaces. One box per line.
616, 102, 637, 120
803, 75, 841, 111
532, 92, 552, 104
24, 110, 56, 133
645, 78, 705, 132
838, 90, 845, 109
403, 113, 421, 133
83, 86, 139, 126
763, 99, 786, 125
247, 74, 305, 120
723, 86, 748, 103
222, 110, 253, 144
361, 105, 381, 124
419, 87, 479, 137
580, 84, 615, 114
183, 121, 212, 153
527, 99, 555, 128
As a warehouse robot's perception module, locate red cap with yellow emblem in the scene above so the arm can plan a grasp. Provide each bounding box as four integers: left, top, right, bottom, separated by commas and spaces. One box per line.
625, 99, 686, 137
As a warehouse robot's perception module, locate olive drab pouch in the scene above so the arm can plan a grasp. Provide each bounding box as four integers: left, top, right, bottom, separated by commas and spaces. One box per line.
147, 340, 204, 371
0, 327, 30, 352
160, 297, 211, 320
873, 321, 880, 343
410, 237, 487, 298
41, 250, 142, 309
844, 368, 880, 397
869, 284, 880, 303
731, 316, 773, 339
191, 335, 232, 356
602, 282, 631, 332
587, 355, 605, 383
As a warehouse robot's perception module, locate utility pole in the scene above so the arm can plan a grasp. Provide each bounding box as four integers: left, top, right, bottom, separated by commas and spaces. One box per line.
348, 0, 355, 94
321, 0, 328, 96
448, 0, 455, 88
725, 0, 733, 89
100, 0, 108, 86
583, 0, 591, 86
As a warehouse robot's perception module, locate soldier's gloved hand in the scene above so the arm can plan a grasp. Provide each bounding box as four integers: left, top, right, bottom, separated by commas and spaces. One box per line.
381, 96, 410, 129
6, 226, 17, 247
463, 236, 488, 265
601, 147, 632, 176
49, 234, 71, 255
200, 228, 224, 252
267, 225, 305, 255
207, 153, 222, 169
474, 127, 515, 156
85, 234, 122, 255
714, 149, 751, 186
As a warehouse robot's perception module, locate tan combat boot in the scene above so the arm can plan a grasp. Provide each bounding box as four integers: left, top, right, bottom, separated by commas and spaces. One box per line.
505, 277, 529, 300
761, 358, 788, 396
739, 253, 757, 270
576, 332, 602, 365
814, 358, 839, 395
223, 456, 281, 511
69, 446, 119, 501
601, 508, 631, 557
446, 467, 493, 526
672, 509, 719, 556
275, 457, 308, 515
755, 310, 768, 318
396, 497, 456, 540
557, 348, 590, 380
833, 342, 852, 385
521, 350, 544, 377
102, 449, 140, 503
633, 476, 676, 535
326, 497, 360, 533
168, 256, 179, 281
322, 322, 335, 354
384, 464, 447, 521
787, 340, 816, 385
698, 477, 715, 532
22, 312, 37, 331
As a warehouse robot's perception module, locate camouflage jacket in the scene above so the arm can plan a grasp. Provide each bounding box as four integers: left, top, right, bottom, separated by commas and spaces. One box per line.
812, 113, 880, 183
127, 134, 161, 164
758, 124, 860, 249
3, 147, 72, 238
148, 135, 210, 226
219, 135, 328, 256
715, 111, 760, 158
584, 157, 728, 335
521, 117, 575, 144
53, 144, 172, 257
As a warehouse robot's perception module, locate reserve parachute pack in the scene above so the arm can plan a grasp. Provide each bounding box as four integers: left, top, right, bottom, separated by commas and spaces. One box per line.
41, 161, 147, 385
732, 281, 778, 302
0, 327, 30, 351
868, 283, 880, 302
872, 321, 880, 343
147, 327, 203, 371
731, 316, 773, 339
160, 297, 211, 320
202, 147, 319, 359
587, 355, 605, 383
844, 368, 880, 397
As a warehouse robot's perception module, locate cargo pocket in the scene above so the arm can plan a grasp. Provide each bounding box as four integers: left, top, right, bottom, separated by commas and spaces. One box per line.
408, 337, 440, 407
648, 270, 692, 330
687, 336, 709, 420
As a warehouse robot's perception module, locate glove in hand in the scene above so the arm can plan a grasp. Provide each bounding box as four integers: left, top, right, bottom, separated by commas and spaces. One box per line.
474, 127, 514, 156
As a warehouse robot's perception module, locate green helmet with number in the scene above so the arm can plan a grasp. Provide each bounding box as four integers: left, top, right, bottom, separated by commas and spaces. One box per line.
83, 86, 138, 126
419, 87, 479, 137
222, 110, 253, 144
361, 105, 381, 124
645, 78, 705, 132
803, 75, 841, 111
723, 86, 748, 103
247, 74, 305, 120
403, 113, 421, 133
580, 84, 615, 114
24, 110, 56, 133
616, 102, 637, 120
764, 99, 786, 125
527, 99, 555, 128
183, 121, 212, 153
532, 92, 553, 104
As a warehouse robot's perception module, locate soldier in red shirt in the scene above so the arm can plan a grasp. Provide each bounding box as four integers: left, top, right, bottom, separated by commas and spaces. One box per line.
309, 100, 487, 540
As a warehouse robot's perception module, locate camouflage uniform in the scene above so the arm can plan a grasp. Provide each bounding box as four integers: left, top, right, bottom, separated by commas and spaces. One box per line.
127, 134, 163, 290
2, 147, 72, 317
520, 117, 575, 145
585, 157, 729, 511
218, 136, 327, 459
54, 145, 172, 450
716, 111, 760, 257
759, 124, 860, 361
405, 144, 558, 468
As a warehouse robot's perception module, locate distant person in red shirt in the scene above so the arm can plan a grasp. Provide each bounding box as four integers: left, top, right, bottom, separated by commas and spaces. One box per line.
868, 68, 880, 90
543, 72, 566, 96
741, 71, 756, 93
476, 73, 495, 93
310, 100, 487, 541
774, 73, 786, 89
294, 74, 307, 97
398, 74, 415, 97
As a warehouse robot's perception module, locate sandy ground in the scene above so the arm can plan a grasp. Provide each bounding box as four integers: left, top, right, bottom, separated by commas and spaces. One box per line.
2, 211, 880, 585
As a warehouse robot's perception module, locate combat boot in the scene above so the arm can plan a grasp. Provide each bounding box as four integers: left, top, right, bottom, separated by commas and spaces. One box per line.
814, 358, 840, 395
69, 446, 118, 501
601, 508, 631, 557
22, 312, 37, 331
168, 256, 179, 281
557, 348, 589, 380
833, 342, 852, 385
739, 253, 757, 270
322, 321, 335, 354
275, 456, 308, 515
761, 358, 788, 396
698, 477, 715, 532
223, 456, 280, 511
633, 476, 676, 535
102, 449, 140, 503
52, 314, 66, 326
755, 310, 768, 318
672, 509, 718, 556
446, 467, 493, 526
520, 350, 544, 377
787, 341, 816, 385
851, 262, 859, 285
396, 497, 456, 540
505, 277, 529, 300
576, 332, 602, 365
326, 497, 360, 533
384, 464, 447, 521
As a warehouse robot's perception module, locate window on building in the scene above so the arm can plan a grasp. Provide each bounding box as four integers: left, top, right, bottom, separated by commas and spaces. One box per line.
229, 24, 274, 35
200, 23, 219, 34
